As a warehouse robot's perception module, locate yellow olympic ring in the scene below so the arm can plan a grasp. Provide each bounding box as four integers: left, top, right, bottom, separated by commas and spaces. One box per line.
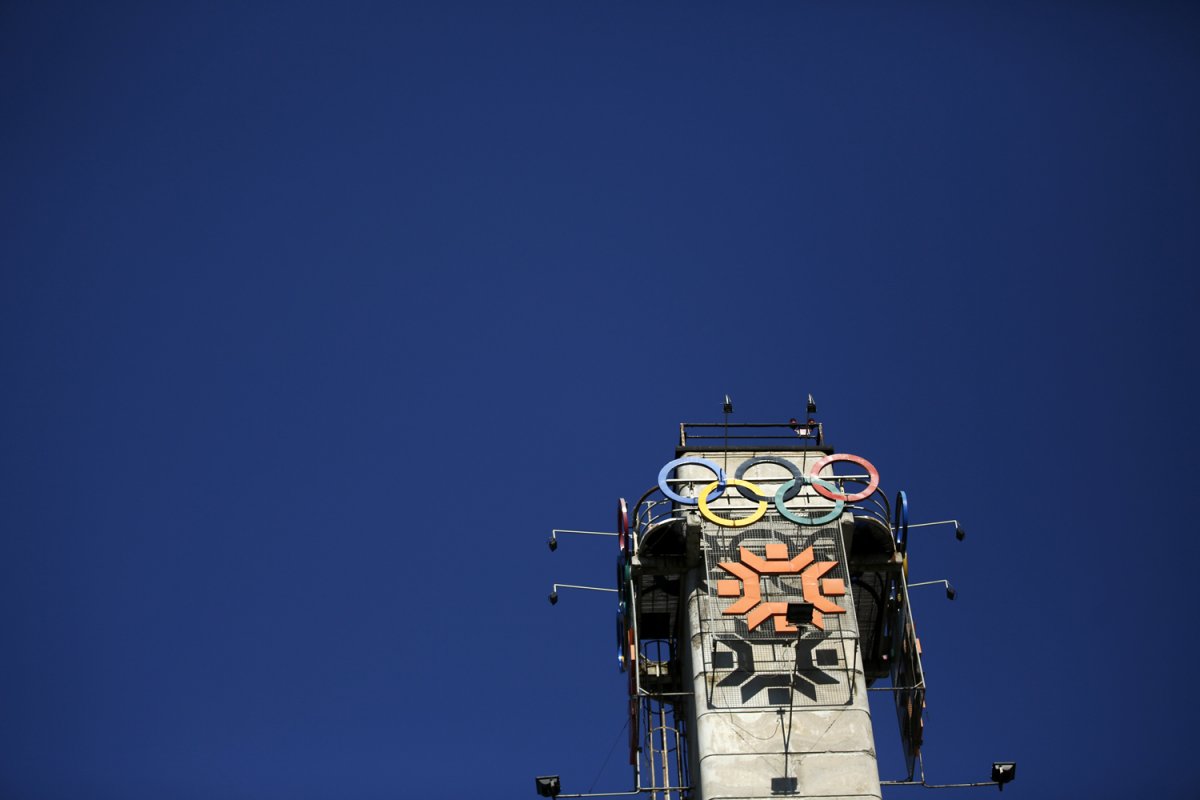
697, 479, 768, 528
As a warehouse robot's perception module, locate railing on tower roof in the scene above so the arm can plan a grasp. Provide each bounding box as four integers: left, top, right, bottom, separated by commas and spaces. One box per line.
678, 420, 831, 452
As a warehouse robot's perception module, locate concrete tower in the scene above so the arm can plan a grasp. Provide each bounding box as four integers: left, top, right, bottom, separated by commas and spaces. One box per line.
668, 444, 884, 800
619, 419, 912, 800
543, 415, 970, 800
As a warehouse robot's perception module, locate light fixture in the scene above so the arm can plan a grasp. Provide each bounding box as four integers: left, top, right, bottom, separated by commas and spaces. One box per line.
907, 579, 956, 601
807, 393, 817, 414
535, 775, 561, 797
548, 591, 558, 605
547, 535, 558, 552
991, 762, 1016, 790
904, 519, 966, 542
771, 776, 798, 794
785, 602, 814, 626
723, 394, 734, 414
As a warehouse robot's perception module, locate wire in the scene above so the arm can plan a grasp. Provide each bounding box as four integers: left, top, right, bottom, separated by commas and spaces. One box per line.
587, 716, 630, 793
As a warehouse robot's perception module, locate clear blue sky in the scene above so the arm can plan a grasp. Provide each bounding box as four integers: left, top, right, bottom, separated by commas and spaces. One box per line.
2, 2, 1197, 798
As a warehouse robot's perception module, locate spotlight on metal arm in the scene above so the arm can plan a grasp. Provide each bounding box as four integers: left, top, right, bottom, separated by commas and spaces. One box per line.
991, 762, 1016, 791
883, 758, 1017, 790
907, 519, 966, 541
908, 579, 957, 601
547, 528, 618, 553
548, 583, 618, 605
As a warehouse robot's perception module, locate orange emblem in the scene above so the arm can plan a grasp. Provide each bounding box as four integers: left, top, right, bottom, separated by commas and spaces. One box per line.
716, 543, 847, 632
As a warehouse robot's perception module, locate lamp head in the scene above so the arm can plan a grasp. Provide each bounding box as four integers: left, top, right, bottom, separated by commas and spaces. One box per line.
548, 591, 558, 605
991, 762, 1016, 790
535, 775, 561, 798
785, 602, 814, 626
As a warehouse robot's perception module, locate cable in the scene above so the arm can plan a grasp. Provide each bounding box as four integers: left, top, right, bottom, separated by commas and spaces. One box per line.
587, 716, 630, 793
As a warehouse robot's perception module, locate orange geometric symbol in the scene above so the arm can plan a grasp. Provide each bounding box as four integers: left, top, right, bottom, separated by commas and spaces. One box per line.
716, 542, 846, 633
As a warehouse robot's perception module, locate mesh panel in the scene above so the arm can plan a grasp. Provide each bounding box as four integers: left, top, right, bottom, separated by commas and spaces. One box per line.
698, 514, 859, 709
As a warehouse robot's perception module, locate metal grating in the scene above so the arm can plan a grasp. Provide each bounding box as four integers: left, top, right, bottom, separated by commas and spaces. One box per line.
698, 515, 859, 709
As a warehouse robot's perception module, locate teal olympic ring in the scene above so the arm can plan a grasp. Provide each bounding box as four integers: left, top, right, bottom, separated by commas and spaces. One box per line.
773, 477, 844, 526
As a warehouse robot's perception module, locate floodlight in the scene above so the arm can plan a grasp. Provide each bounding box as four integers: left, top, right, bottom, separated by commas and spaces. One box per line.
908, 579, 956, 601
785, 602, 814, 626
807, 394, 817, 414
771, 775, 798, 794
906, 519, 966, 542
548, 591, 558, 605
723, 395, 734, 414
548, 535, 558, 552
535, 775, 561, 797
991, 762, 1016, 790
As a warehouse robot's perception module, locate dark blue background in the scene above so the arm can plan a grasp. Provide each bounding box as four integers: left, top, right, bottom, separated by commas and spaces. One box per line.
2, 2, 1197, 798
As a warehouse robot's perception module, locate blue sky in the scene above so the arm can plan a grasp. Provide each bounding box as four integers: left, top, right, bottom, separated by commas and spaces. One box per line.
2, 2, 1197, 798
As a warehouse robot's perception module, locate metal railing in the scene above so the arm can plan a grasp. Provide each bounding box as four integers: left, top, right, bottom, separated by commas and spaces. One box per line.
679, 421, 824, 448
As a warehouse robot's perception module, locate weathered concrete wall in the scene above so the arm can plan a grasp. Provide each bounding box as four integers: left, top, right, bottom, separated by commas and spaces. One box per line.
681, 567, 881, 800
672, 450, 881, 800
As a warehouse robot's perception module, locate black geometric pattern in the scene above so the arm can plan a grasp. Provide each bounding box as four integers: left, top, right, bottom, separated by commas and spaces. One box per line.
713, 637, 843, 705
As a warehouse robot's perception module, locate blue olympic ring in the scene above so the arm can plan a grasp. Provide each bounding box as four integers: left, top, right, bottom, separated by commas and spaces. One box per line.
894, 490, 909, 553
657, 457, 726, 505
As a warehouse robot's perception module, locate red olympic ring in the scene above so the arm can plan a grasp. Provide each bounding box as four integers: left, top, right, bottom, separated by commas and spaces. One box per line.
807, 453, 880, 503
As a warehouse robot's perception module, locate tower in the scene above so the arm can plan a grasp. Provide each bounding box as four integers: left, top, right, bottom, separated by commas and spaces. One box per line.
541, 410, 1012, 799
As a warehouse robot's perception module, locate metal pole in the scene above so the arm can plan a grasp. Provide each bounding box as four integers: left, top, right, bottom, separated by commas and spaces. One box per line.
659, 702, 670, 800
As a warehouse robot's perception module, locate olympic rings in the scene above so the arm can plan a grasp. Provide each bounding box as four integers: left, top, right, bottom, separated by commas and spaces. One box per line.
658, 457, 726, 505
774, 477, 845, 526
616, 554, 631, 595
734, 456, 804, 502
657, 452, 880, 528
808, 453, 880, 503
698, 479, 768, 528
